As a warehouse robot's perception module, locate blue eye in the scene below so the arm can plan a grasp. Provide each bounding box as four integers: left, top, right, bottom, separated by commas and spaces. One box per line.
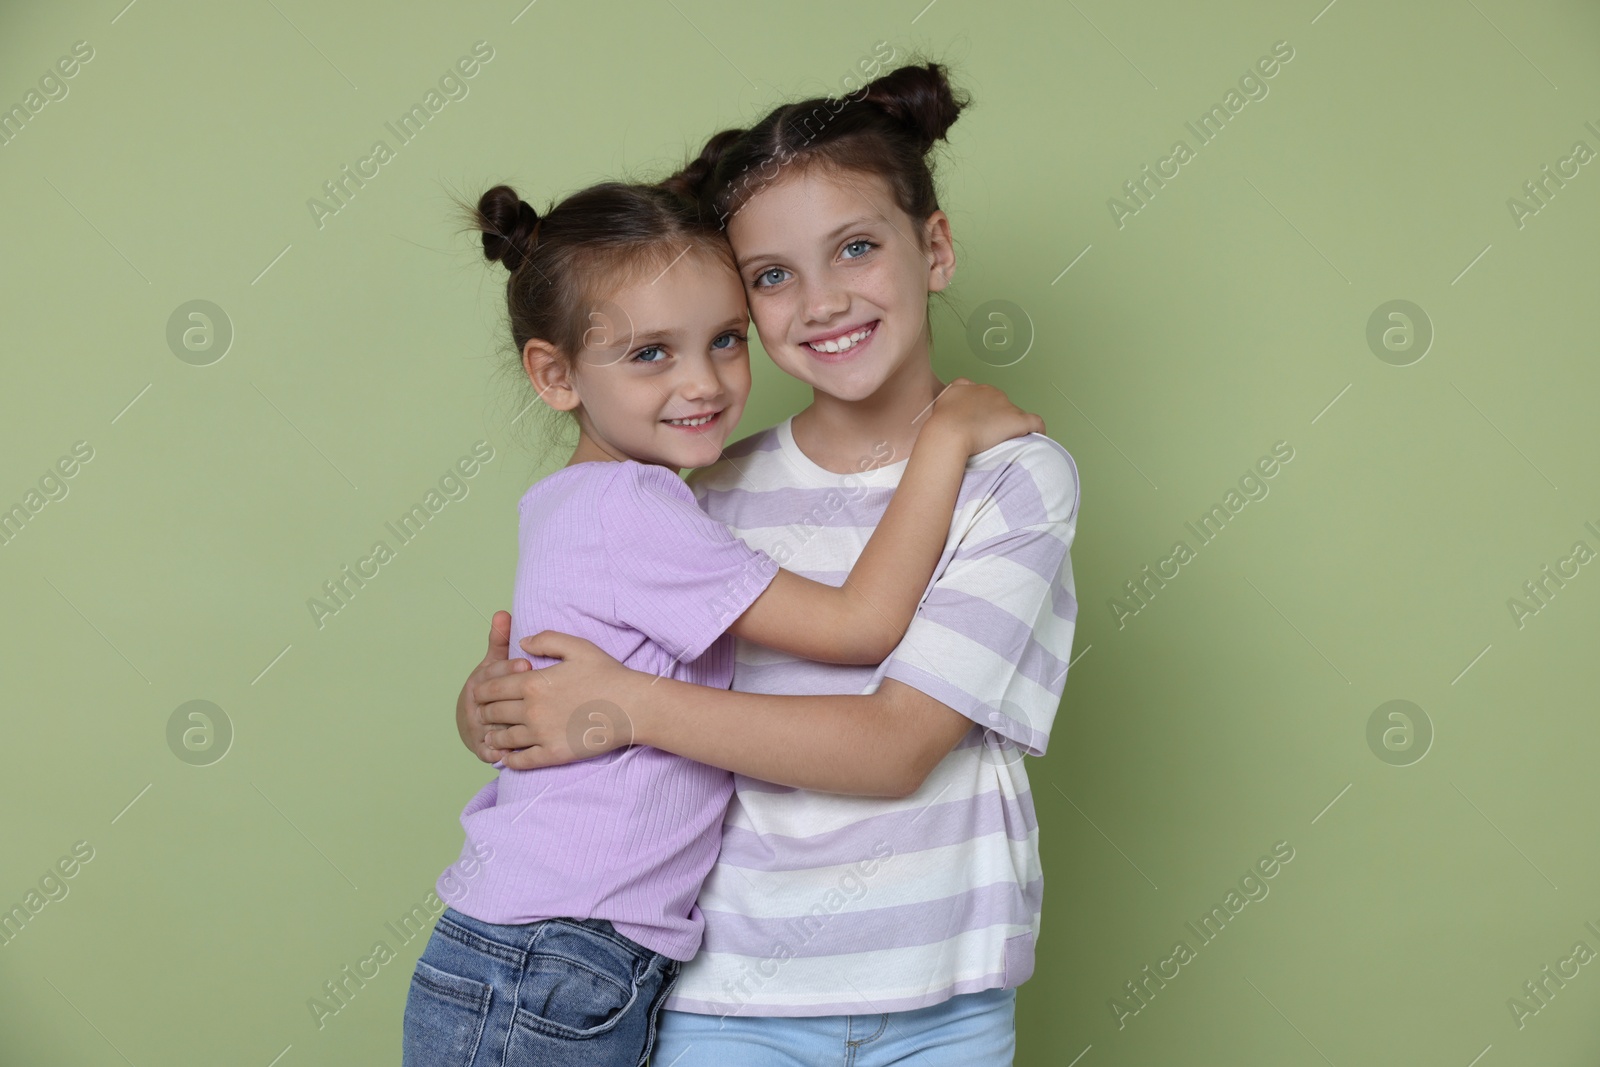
711, 332, 744, 351
842, 239, 875, 259
752, 267, 789, 289
632, 345, 666, 364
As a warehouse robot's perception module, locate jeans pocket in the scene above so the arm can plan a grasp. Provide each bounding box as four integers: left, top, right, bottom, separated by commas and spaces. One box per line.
513, 952, 640, 1039
402, 958, 493, 1067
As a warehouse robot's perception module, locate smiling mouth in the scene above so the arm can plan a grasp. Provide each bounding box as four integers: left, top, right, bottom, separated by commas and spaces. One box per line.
803, 321, 878, 356
663, 411, 721, 428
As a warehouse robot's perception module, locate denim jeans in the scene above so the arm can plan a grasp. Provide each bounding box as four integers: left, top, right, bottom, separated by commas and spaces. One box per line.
401, 908, 679, 1067
650, 988, 1017, 1067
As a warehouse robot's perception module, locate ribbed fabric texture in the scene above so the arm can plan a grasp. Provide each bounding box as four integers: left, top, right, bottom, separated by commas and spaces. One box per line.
436, 460, 779, 961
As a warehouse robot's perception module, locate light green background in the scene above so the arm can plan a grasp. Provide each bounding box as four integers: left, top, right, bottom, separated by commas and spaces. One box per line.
3, 1, 1598, 1064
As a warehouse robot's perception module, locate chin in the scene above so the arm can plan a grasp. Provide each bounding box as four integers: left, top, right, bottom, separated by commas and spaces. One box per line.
809, 364, 898, 403
684, 449, 726, 470
782, 344, 910, 404
660, 442, 726, 470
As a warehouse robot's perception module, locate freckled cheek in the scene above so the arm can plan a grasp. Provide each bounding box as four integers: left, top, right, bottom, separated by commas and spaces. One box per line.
885, 263, 920, 307
841, 269, 887, 322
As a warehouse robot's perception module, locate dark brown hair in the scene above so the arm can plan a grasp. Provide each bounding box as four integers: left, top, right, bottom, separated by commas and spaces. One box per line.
665, 61, 969, 239
467, 181, 733, 363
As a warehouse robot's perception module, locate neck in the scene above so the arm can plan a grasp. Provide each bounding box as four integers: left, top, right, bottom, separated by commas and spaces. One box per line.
790, 329, 944, 474
567, 414, 627, 466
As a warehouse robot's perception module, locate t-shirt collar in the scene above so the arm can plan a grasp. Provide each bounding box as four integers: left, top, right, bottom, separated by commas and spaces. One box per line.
775, 415, 910, 487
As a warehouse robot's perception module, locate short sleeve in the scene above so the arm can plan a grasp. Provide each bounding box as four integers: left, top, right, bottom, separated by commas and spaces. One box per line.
601, 462, 780, 665
880, 441, 1080, 757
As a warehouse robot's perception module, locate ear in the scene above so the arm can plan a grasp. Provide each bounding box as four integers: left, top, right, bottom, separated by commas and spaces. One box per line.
922, 210, 956, 293
522, 339, 580, 412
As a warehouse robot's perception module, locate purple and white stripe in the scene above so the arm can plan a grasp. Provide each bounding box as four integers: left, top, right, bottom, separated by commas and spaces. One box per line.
665, 417, 1080, 1017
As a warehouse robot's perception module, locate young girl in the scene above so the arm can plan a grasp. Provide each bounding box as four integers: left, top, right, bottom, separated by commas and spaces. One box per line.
402, 177, 1041, 1066
456, 62, 1080, 1066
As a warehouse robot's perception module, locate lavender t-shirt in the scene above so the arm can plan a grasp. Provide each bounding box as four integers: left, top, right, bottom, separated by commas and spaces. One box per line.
436, 460, 779, 960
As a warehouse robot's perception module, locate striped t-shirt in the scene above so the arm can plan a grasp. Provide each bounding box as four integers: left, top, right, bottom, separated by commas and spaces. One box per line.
665, 416, 1080, 1017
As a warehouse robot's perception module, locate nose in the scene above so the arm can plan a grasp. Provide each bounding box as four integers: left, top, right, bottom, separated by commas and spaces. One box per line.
800, 275, 849, 324
673, 350, 725, 406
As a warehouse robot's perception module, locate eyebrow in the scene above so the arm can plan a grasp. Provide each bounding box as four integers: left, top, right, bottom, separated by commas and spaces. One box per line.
737, 215, 881, 267
621, 315, 749, 346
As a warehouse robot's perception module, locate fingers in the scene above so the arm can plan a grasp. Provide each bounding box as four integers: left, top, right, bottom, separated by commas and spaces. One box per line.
478, 694, 532, 727
500, 745, 555, 771
486, 724, 540, 750
929, 377, 1047, 441
1011, 414, 1046, 439
518, 630, 592, 661
473, 668, 544, 710
476, 655, 530, 683
466, 636, 526, 715
485, 610, 512, 662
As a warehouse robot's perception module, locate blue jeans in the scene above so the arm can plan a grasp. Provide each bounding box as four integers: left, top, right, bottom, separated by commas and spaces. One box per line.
402, 908, 679, 1067
648, 987, 1016, 1066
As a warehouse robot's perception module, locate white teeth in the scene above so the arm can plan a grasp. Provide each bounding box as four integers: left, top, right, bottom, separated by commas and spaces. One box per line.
666, 413, 715, 427
806, 325, 872, 354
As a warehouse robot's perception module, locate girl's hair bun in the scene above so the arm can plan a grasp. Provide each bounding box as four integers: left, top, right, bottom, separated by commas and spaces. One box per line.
681, 57, 967, 230
661, 127, 745, 207
860, 61, 967, 153
476, 184, 540, 273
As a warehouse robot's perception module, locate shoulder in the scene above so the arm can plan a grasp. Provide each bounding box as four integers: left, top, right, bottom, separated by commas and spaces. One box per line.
613, 458, 692, 493
517, 462, 607, 515
521, 459, 682, 501
599, 462, 700, 520
971, 432, 1080, 529
599, 461, 753, 559
525, 462, 697, 527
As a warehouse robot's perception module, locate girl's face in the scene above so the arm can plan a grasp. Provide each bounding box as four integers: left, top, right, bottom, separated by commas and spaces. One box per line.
528, 248, 752, 470
726, 165, 954, 403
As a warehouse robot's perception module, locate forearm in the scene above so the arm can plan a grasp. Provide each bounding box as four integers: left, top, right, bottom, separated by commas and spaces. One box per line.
731, 426, 970, 666
627, 672, 929, 797
831, 424, 967, 654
